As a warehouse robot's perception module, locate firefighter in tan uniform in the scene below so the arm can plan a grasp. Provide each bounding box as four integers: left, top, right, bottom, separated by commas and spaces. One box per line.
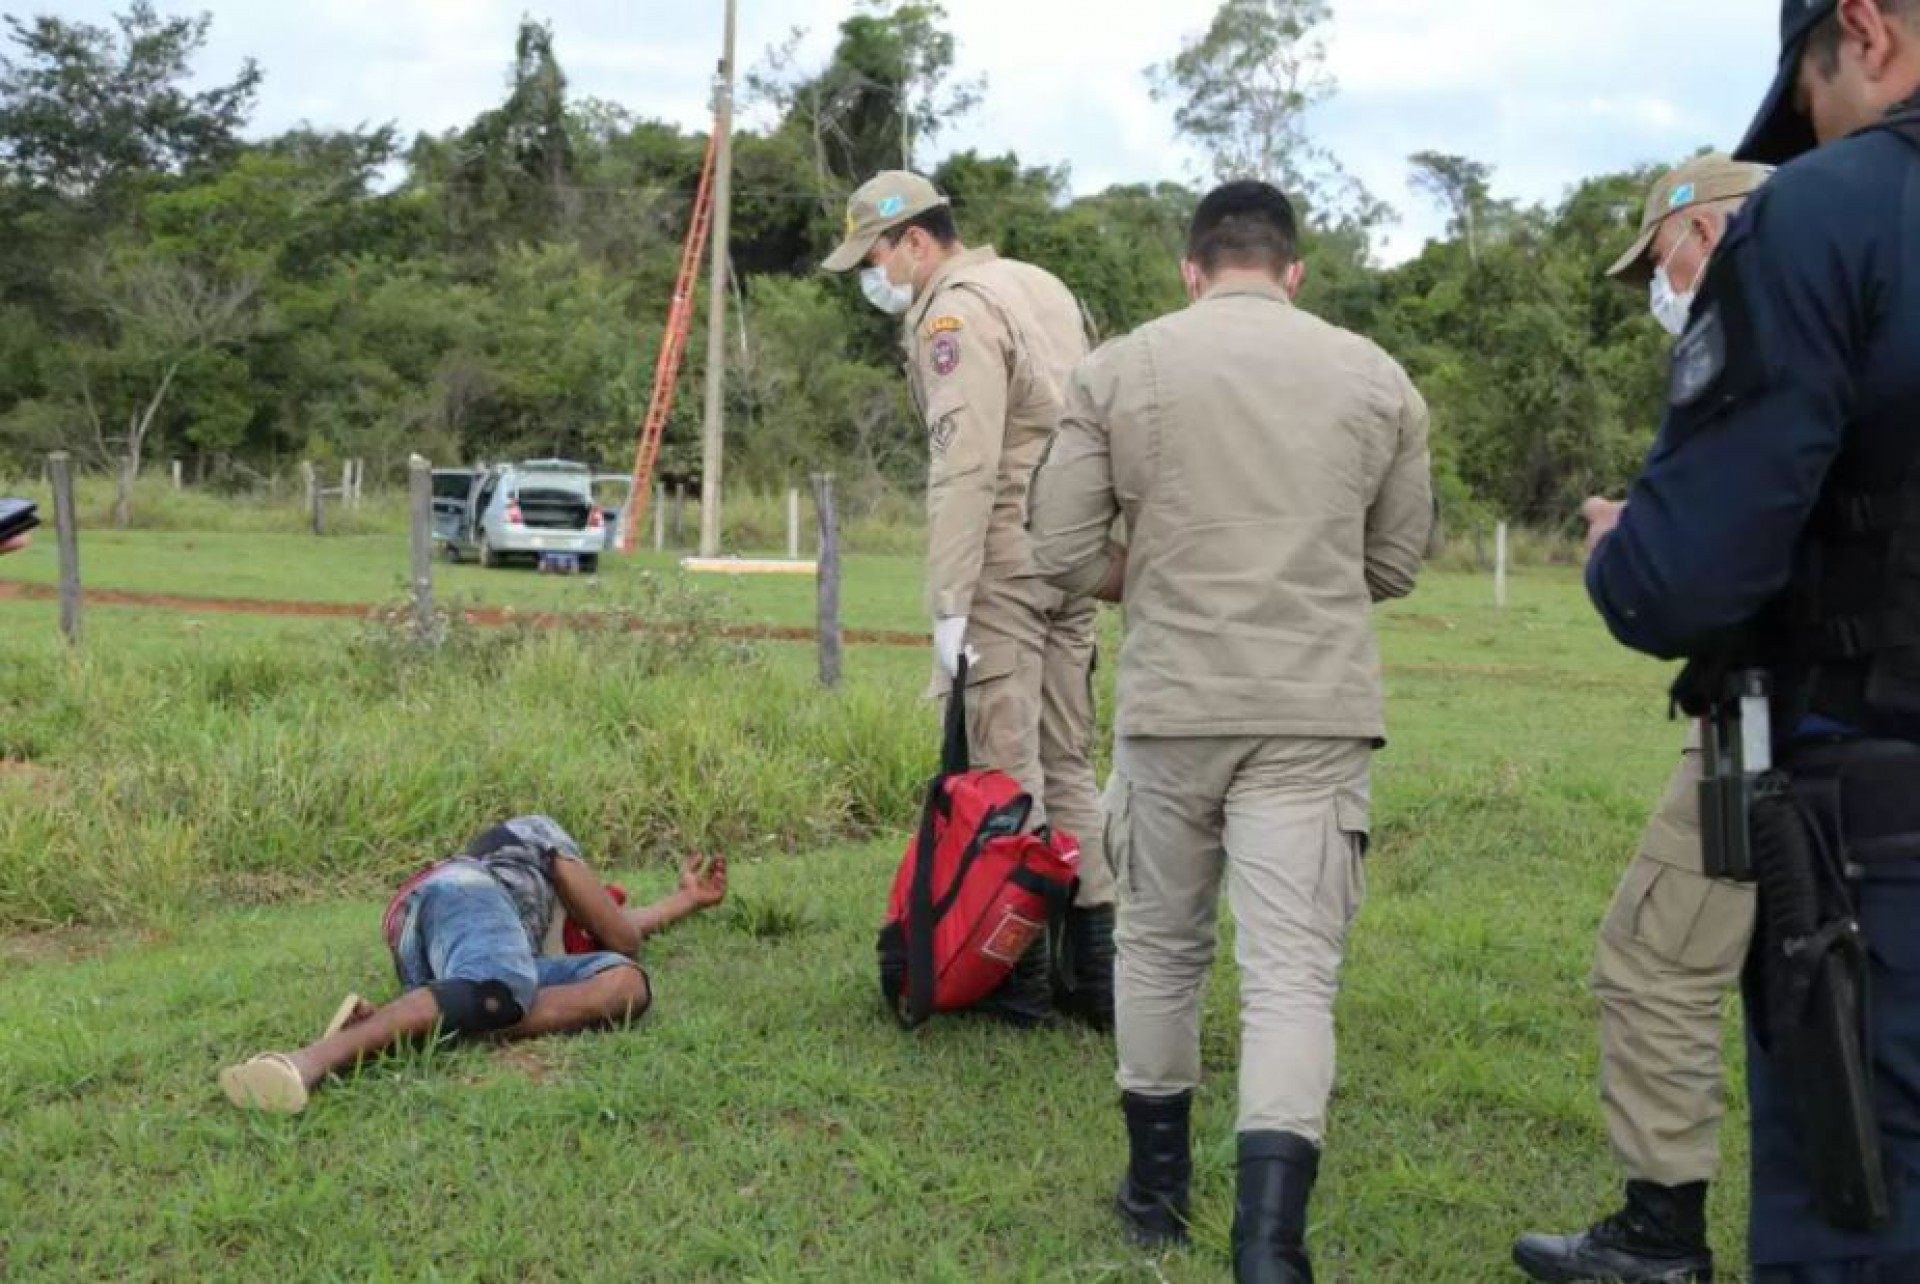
1514, 154, 1771, 1284
1029, 181, 1432, 1282
823, 171, 1117, 1029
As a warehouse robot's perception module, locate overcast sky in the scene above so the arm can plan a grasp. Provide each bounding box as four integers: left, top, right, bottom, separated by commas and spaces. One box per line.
49, 0, 1782, 262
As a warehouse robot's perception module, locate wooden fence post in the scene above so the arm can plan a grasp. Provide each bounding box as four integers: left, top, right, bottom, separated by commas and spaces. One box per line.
652, 484, 665, 552
408, 454, 435, 641
812, 472, 841, 689
301, 460, 315, 517
170, 459, 183, 491
303, 462, 325, 536
48, 452, 81, 645
1494, 520, 1509, 609
787, 486, 800, 560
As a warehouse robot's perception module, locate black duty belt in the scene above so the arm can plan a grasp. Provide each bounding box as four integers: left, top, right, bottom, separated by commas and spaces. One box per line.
1787, 740, 1920, 865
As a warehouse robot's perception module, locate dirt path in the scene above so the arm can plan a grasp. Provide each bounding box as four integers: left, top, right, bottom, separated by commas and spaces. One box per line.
0, 579, 924, 648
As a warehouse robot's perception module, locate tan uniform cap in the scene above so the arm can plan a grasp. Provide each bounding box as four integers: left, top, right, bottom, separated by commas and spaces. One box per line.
1606, 153, 1772, 286
820, 171, 950, 274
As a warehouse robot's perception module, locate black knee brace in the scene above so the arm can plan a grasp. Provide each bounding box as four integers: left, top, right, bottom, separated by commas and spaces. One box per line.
429, 978, 524, 1036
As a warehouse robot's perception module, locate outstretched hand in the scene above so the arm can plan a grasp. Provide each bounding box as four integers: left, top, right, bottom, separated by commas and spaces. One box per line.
679, 854, 728, 909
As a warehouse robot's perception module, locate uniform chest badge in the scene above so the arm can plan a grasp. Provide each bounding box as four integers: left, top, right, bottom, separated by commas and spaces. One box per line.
925, 315, 964, 336
930, 333, 962, 377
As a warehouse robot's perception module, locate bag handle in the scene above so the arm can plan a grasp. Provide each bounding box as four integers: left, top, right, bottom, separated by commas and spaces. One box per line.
902, 777, 942, 1028
942, 652, 971, 775
901, 654, 975, 1028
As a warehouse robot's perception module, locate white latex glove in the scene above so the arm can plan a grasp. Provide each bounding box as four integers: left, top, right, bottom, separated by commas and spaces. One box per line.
932, 615, 978, 680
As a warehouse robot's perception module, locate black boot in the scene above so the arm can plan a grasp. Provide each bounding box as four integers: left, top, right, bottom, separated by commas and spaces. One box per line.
1512, 1181, 1714, 1283
1232, 1130, 1319, 1284
1114, 1090, 1192, 1247
1053, 904, 1116, 1031
973, 936, 1053, 1028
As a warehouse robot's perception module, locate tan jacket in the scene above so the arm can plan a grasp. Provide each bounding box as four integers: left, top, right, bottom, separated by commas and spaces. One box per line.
902, 247, 1091, 620
1029, 279, 1433, 740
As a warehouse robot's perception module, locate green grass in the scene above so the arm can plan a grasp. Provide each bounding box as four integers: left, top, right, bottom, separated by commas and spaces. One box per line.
0, 546, 1754, 1280
0, 528, 929, 631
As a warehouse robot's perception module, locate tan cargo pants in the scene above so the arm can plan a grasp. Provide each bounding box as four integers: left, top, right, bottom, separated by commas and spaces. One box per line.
934, 573, 1113, 908
1591, 729, 1756, 1186
1111, 734, 1371, 1140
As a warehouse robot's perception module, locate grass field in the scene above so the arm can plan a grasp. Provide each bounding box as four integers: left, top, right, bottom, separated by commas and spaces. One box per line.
0, 528, 1754, 1281
0, 525, 930, 631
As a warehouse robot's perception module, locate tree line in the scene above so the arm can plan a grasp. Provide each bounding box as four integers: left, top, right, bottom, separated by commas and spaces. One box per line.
0, 0, 1674, 531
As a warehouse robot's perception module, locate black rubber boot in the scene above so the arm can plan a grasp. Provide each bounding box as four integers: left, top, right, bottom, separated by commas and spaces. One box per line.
973, 936, 1054, 1028
1114, 1090, 1192, 1247
1054, 904, 1116, 1031
1232, 1130, 1319, 1284
1512, 1181, 1714, 1282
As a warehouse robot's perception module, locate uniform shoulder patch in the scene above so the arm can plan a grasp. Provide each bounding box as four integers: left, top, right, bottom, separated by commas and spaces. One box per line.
929, 410, 960, 457
925, 314, 965, 336
929, 332, 962, 377
1667, 306, 1727, 409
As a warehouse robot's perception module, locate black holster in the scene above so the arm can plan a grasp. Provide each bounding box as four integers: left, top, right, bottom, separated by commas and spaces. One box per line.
1747, 764, 1893, 1233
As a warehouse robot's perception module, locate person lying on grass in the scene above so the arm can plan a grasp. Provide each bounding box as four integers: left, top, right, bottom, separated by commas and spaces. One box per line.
220, 814, 727, 1114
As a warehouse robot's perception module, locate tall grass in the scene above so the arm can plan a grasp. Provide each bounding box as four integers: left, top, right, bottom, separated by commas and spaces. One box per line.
0, 585, 933, 930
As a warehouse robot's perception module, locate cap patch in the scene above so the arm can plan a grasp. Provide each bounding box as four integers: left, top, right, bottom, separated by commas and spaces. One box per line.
1668, 182, 1696, 209
878, 195, 906, 217
926, 315, 964, 336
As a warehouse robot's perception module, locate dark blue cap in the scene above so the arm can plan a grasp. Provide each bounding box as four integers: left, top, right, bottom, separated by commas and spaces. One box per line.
1735, 0, 1838, 162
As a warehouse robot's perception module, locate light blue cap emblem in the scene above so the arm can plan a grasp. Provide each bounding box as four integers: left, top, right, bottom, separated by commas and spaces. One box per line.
877, 195, 906, 217
1668, 182, 1696, 209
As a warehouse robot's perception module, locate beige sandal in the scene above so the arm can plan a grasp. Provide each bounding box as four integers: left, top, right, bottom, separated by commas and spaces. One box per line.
219, 1053, 310, 1114
321, 993, 368, 1040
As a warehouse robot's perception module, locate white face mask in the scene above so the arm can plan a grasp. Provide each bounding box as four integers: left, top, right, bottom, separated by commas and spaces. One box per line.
861, 266, 914, 315
1648, 237, 1701, 338
859, 243, 915, 315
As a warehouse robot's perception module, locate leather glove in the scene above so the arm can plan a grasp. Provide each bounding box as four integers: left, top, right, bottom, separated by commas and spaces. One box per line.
932, 615, 978, 680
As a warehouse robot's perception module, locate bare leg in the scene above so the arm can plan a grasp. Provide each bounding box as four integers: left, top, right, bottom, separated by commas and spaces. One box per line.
285, 988, 444, 1087
270, 968, 645, 1091
496, 966, 649, 1039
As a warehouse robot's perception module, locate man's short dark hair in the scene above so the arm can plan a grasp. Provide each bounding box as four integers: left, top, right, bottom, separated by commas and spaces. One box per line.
881, 204, 958, 249
1186, 181, 1300, 275
1806, 0, 1920, 77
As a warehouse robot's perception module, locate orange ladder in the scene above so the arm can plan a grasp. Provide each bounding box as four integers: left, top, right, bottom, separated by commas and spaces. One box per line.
619, 128, 719, 553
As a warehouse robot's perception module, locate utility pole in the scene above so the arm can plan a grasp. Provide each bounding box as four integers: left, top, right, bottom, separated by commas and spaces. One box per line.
697, 0, 737, 559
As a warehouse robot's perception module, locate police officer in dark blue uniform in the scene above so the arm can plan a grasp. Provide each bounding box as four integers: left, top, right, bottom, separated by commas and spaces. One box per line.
1581, 0, 1920, 1279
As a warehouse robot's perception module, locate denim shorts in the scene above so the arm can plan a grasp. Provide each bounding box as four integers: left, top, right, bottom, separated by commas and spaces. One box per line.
391, 865, 635, 1018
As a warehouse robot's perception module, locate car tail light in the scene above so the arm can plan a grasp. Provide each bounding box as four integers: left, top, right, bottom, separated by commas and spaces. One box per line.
588, 507, 604, 529
505, 502, 524, 525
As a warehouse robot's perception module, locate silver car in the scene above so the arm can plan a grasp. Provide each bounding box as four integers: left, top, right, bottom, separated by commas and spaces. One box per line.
445, 460, 606, 571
